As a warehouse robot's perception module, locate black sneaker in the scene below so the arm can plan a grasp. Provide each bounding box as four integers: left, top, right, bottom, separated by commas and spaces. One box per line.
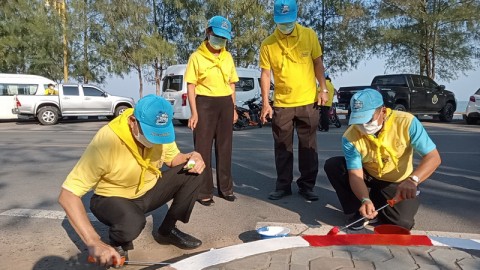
346, 213, 369, 230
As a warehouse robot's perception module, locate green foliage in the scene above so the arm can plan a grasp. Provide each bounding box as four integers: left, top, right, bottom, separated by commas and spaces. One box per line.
67, 0, 109, 84
2, 0, 478, 91
300, 0, 375, 75
374, 0, 480, 81
204, 0, 272, 67
0, 0, 63, 80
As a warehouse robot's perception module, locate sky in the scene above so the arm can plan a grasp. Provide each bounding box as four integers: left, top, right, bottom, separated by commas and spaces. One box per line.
103, 57, 479, 104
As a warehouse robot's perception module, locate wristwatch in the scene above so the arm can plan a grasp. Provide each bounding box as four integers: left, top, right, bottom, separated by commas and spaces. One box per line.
322, 89, 329, 93
408, 175, 420, 185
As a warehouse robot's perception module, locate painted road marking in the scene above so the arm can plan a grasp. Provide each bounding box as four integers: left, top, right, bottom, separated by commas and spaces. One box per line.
0, 208, 98, 222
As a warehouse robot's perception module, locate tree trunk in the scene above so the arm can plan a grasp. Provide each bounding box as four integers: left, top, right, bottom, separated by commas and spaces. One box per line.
154, 57, 161, 95
83, 0, 89, 83
138, 67, 143, 99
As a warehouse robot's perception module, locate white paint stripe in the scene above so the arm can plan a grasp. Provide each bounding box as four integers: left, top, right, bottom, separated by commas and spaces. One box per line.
430, 236, 480, 250
170, 236, 310, 270
171, 235, 480, 269
0, 208, 98, 222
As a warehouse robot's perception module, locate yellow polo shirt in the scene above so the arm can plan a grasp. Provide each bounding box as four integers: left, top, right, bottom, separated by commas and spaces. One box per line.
260, 23, 322, 107
62, 109, 180, 199
185, 41, 239, 97
343, 109, 436, 182
325, 80, 335, 107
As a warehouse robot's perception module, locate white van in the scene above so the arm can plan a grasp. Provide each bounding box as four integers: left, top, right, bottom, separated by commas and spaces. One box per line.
0, 74, 56, 119
161, 64, 269, 124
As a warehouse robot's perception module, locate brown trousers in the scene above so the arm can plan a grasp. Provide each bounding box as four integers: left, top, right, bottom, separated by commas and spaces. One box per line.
194, 95, 234, 199
272, 103, 319, 192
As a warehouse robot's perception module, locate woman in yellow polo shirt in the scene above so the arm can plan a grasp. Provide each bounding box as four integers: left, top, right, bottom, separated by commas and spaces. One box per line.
185, 16, 239, 206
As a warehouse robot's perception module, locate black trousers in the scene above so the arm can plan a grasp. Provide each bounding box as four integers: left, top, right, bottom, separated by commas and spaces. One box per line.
90, 164, 204, 250
272, 103, 319, 192
193, 95, 234, 199
324, 156, 419, 229
319, 105, 331, 131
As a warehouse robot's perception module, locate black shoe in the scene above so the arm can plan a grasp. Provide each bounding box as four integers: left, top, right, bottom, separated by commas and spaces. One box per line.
346, 213, 369, 230
268, 190, 292, 200
220, 194, 237, 202
298, 189, 319, 201
197, 198, 214, 206
156, 227, 202, 249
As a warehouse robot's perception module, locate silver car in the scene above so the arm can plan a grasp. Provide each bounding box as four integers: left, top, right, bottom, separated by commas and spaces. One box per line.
464, 88, 480, 125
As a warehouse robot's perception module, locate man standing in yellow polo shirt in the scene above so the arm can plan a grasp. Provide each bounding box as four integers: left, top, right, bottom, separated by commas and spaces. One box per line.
58, 95, 207, 268
260, 0, 329, 201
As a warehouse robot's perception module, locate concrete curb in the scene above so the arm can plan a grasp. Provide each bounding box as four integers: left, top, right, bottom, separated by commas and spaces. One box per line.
170, 235, 480, 270
170, 222, 480, 270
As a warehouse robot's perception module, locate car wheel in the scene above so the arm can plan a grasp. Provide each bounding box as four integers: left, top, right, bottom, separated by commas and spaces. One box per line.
37, 106, 59, 125
439, 103, 454, 122
465, 116, 477, 125
114, 105, 129, 117
393, 104, 407, 111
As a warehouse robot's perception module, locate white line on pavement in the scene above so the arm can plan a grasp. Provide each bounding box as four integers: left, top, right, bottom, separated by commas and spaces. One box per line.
0, 208, 98, 222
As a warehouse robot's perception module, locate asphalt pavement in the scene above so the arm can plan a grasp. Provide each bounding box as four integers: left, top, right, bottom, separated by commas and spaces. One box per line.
0, 116, 479, 269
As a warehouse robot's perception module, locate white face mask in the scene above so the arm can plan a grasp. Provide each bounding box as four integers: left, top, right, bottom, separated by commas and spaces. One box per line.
208, 35, 227, 50
277, 22, 295, 34
133, 123, 154, 148
358, 111, 383, 135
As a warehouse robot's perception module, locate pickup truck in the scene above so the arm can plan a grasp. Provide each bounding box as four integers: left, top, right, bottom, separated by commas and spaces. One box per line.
12, 83, 135, 125
336, 74, 457, 122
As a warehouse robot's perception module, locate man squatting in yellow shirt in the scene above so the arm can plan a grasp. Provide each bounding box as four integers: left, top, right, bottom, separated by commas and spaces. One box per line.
58, 95, 207, 268
324, 89, 441, 231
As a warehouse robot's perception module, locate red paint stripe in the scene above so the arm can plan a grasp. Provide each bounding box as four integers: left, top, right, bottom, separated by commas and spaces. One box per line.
302, 234, 433, 247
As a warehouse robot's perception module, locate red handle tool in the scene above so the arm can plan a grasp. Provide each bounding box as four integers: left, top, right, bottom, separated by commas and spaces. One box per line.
327, 190, 420, 235
87, 256, 169, 266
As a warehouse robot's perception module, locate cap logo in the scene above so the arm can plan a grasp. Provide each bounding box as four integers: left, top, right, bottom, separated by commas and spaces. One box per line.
281, 4, 290, 14
352, 99, 363, 111
221, 20, 229, 30
156, 112, 169, 126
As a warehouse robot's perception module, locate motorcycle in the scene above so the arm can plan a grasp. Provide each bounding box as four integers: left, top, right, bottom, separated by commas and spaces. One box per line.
318, 104, 342, 130
233, 97, 263, 131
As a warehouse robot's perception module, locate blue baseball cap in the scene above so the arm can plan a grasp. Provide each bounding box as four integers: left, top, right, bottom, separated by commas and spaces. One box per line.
274, 0, 298, 23
134, 95, 175, 144
348, 89, 384, 125
207, 16, 232, 41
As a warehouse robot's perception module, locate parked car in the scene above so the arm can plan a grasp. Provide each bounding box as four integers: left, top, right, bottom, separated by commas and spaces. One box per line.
0, 73, 56, 120
337, 74, 457, 122
464, 88, 480, 125
161, 64, 273, 125
12, 83, 134, 125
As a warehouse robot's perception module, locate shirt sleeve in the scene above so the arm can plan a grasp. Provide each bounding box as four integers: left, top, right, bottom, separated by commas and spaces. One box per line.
62, 130, 109, 197
184, 55, 198, 85
162, 142, 181, 164
259, 43, 271, 70
409, 117, 436, 156
310, 29, 322, 60
342, 136, 363, 170
229, 55, 239, 83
